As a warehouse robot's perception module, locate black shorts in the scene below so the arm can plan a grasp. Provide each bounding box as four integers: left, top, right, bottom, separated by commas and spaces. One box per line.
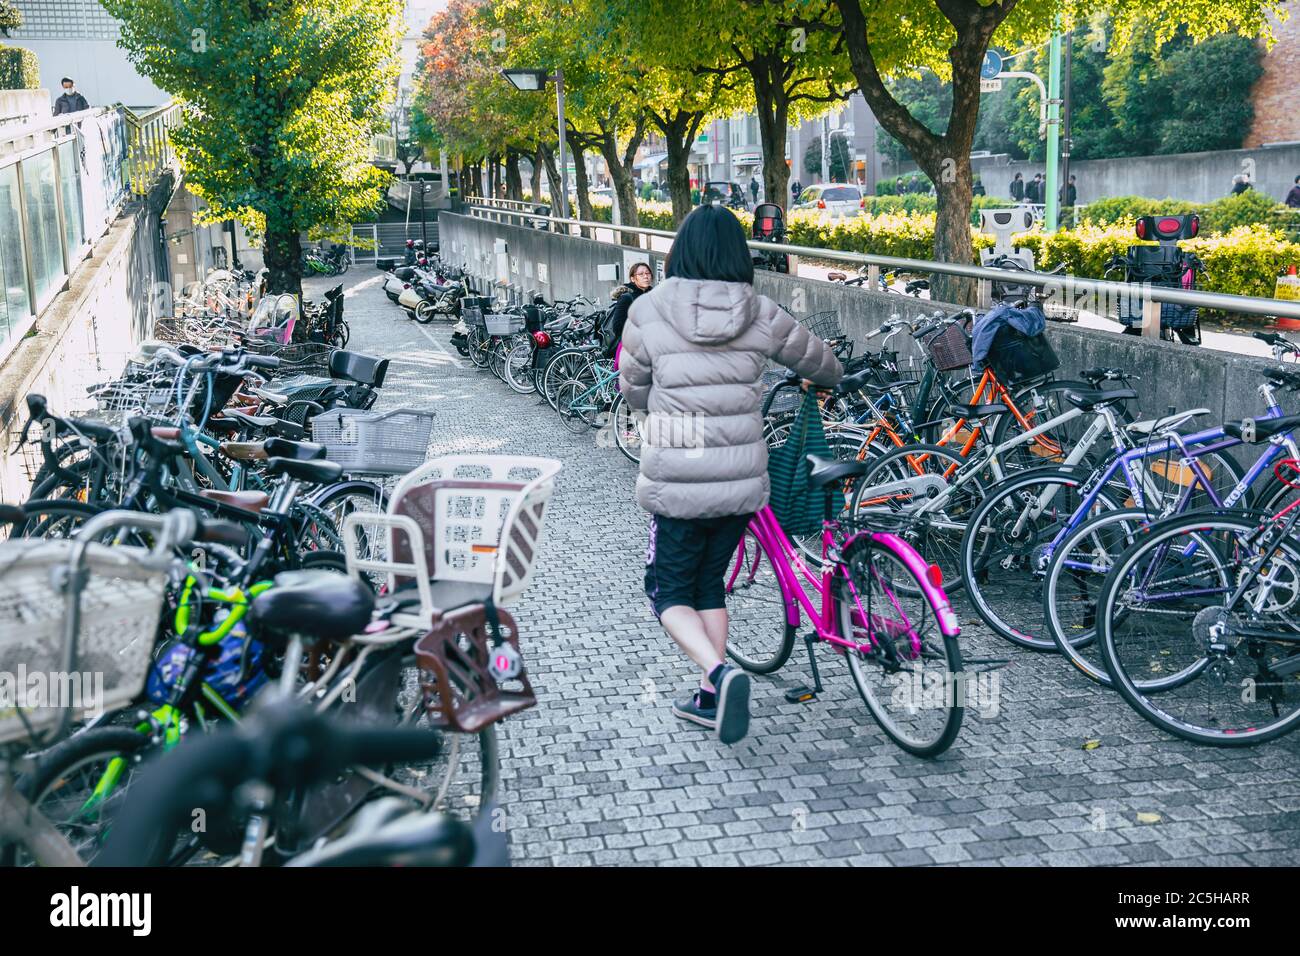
644, 513, 753, 618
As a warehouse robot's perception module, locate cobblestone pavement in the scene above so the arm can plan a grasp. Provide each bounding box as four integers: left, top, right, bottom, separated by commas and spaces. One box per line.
314, 270, 1300, 867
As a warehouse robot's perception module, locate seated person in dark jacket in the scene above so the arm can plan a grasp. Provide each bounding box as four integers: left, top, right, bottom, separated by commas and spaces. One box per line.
607, 261, 654, 357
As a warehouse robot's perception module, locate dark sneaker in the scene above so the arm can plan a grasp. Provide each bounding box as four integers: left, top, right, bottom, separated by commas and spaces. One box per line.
671, 692, 717, 729
713, 665, 751, 745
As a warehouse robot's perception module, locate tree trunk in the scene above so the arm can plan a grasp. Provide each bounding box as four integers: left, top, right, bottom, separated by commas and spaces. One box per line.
504, 149, 523, 201
530, 146, 543, 202
833, 0, 1007, 304
657, 109, 703, 226
596, 116, 645, 246
570, 139, 594, 238
751, 58, 792, 213
538, 143, 563, 231
263, 224, 302, 300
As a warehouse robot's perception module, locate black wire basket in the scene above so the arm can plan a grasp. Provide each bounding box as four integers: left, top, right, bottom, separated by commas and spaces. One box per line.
800, 311, 844, 342
924, 322, 973, 371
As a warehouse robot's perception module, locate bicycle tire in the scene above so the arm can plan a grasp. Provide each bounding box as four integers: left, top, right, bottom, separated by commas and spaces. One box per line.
840, 534, 963, 757
724, 528, 796, 674
1096, 512, 1300, 746
988, 378, 1093, 471
503, 340, 537, 394
1041, 507, 1153, 685
960, 466, 1123, 650
3, 726, 155, 866
608, 393, 641, 463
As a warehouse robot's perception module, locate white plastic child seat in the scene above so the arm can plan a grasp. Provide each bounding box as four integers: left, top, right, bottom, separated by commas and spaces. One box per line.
343, 455, 562, 623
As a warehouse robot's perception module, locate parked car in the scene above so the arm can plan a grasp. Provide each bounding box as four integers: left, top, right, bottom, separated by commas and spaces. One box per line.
701, 181, 748, 210
792, 183, 864, 219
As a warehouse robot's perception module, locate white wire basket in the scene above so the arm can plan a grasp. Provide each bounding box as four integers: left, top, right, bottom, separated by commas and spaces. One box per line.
0, 540, 167, 746
342, 455, 563, 625
311, 407, 436, 476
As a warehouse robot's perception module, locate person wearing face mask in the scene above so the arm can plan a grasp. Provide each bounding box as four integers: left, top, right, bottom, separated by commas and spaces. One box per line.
53, 78, 90, 116
606, 261, 654, 360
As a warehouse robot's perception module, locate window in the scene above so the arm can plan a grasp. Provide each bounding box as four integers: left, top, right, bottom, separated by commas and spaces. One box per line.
0, 164, 31, 357
822, 187, 861, 202
22, 151, 66, 308
58, 141, 84, 258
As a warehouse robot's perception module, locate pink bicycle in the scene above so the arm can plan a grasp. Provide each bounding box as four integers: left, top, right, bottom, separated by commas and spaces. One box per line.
725, 455, 966, 756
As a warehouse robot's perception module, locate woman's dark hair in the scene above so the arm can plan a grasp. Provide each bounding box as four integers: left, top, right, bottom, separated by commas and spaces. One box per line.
665, 205, 754, 284
629, 261, 652, 279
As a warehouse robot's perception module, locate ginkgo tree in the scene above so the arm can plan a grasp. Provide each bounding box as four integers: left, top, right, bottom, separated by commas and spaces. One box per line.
103, 0, 403, 298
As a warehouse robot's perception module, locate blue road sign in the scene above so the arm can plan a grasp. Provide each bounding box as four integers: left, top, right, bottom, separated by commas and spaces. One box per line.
981, 50, 1003, 80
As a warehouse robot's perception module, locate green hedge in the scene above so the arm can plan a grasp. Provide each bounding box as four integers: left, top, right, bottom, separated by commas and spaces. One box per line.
1078, 189, 1290, 237
0, 43, 39, 91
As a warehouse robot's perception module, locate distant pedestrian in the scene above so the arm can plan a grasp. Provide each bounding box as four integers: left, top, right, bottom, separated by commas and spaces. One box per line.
1026, 174, 1043, 204
1060, 174, 1077, 207
790, 179, 802, 202
973, 176, 986, 197
1286, 175, 1300, 209
52, 77, 90, 116
1231, 173, 1253, 196
1009, 172, 1024, 201
749, 176, 759, 205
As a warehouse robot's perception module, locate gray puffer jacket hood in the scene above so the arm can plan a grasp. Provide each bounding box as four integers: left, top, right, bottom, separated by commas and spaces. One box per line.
619, 277, 843, 519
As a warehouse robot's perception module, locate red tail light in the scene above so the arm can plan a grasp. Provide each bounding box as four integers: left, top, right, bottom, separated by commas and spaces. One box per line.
1135, 219, 1147, 239
531, 331, 552, 348
927, 564, 943, 588
817, 199, 826, 209
859, 197, 865, 208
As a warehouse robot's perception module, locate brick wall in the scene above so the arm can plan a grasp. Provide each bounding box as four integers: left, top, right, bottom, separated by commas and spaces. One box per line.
1246, 6, 1300, 147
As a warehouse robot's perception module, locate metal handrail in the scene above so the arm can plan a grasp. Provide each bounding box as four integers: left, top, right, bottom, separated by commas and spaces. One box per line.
123, 101, 183, 197
464, 200, 1300, 321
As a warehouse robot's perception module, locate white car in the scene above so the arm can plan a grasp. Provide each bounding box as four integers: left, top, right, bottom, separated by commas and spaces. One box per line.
792, 183, 864, 219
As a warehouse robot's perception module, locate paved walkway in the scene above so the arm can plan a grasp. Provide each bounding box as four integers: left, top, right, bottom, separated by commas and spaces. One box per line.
313, 270, 1300, 866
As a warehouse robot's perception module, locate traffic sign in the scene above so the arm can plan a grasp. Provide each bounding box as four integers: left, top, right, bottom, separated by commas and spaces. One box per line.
981, 50, 1003, 80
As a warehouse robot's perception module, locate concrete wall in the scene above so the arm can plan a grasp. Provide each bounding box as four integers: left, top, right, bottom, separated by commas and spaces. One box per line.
0, 197, 165, 502
0, 90, 52, 126
439, 211, 1288, 438
974, 143, 1300, 207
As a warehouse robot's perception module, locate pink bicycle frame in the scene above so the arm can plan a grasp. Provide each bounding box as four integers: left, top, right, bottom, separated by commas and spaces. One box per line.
733, 507, 961, 658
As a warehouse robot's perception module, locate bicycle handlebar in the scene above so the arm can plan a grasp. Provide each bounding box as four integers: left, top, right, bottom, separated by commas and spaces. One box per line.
93, 704, 445, 867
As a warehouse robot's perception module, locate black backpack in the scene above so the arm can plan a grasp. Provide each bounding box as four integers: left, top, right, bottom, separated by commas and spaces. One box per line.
985, 305, 1060, 383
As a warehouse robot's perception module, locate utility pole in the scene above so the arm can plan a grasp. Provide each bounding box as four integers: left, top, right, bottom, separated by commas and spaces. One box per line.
1060, 29, 1073, 228
555, 69, 569, 221
1044, 22, 1062, 232
821, 115, 830, 183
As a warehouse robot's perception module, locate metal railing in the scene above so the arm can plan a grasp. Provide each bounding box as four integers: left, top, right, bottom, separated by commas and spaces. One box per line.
464, 198, 1300, 322
124, 101, 183, 197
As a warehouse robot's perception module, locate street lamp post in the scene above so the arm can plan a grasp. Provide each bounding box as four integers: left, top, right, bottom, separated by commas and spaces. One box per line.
501, 68, 568, 221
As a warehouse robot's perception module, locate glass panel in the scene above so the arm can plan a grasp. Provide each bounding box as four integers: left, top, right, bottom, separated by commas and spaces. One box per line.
58, 141, 83, 257
22, 151, 64, 307
0, 163, 31, 357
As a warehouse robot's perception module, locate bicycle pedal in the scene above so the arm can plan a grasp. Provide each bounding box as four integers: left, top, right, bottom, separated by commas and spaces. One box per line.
784, 685, 818, 703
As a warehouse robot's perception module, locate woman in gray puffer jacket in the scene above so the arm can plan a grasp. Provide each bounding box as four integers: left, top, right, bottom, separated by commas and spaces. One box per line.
619, 205, 842, 745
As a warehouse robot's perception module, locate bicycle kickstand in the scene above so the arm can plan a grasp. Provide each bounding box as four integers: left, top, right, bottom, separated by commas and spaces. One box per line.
784, 632, 825, 704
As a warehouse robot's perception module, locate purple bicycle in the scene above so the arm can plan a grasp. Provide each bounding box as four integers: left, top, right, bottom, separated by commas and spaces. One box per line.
724, 455, 966, 757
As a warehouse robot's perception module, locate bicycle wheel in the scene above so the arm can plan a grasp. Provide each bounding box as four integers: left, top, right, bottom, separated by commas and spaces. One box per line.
1096, 512, 1300, 745
3, 726, 154, 866
1042, 507, 1153, 685
607, 393, 642, 463
961, 467, 1122, 650
311, 481, 389, 587
989, 379, 1093, 471
503, 340, 537, 394
487, 338, 507, 381
850, 444, 983, 594
723, 527, 796, 674
13, 499, 102, 539
839, 534, 964, 757
541, 349, 595, 411
466, 327, 490, 369
555, 380, 595, 434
